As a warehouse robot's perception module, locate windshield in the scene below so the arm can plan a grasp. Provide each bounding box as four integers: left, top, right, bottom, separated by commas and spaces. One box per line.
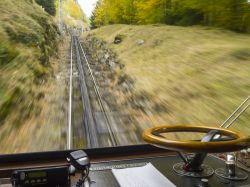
0, 0, 249, 155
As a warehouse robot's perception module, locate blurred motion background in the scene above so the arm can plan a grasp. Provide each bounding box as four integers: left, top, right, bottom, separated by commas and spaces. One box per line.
0, 0, 249, 154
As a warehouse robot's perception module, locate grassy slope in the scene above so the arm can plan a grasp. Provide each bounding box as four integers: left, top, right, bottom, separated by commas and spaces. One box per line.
89, 24, 250, 134
0, 0, 59, 152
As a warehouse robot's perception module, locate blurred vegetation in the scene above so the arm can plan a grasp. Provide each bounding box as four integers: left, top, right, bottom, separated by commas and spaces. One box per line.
91, 0, 250, 33
62, 0, 88, 27
0, 0, 87, 154
89, 24, 250, 133
35, 0, 56, 16
64, 0, 83, 20
0, 0, 59, 126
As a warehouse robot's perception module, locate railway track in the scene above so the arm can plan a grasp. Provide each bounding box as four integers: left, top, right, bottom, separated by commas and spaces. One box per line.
69, 33, 118, 148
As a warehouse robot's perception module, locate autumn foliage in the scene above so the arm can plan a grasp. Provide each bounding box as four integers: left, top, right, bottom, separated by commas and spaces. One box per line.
64, 0, 84, 20
90, 0, 250, 33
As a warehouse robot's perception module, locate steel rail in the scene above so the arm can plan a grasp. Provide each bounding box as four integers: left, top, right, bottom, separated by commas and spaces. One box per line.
77, 37, 118, 146
72, 35, 99, 148
67, 36, 73, 149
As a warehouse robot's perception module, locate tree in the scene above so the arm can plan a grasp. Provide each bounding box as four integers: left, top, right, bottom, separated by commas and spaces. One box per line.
35, 0, 56, 16
90, 0, 250, 33
135, 0, 166, 24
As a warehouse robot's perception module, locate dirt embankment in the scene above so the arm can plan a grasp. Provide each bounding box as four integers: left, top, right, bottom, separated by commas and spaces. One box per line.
0, 0, 69, 153
83, 36, 167, 113
0, 36, 70, 153
81, 35, 169, 145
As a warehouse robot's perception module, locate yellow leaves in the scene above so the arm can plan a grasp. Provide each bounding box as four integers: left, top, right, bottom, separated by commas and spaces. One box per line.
92, 0, 166, 25
135, 0, 166, 24
69, 1, 82, 19
91, 0, 250, 33
93, 0, 136, 26
63, 0, 85, 20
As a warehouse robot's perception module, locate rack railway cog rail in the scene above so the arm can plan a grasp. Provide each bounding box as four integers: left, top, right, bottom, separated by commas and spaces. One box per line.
68, 33, 118, 148
76, 37, 118, 147
74, 35, 99, 148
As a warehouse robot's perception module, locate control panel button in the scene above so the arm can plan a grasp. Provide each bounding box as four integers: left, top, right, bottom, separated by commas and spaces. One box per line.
20, 172, 26, 180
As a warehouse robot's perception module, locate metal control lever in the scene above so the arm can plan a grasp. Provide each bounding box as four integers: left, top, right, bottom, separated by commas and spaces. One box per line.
174, 130, 219, 178
226, 154, 236, 177
215, 153, 248, 181
214, 96, 250, 181
182, 130, 219, 172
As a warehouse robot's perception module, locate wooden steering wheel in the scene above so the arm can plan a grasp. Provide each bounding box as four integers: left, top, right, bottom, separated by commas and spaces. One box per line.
143, 125, 250, 153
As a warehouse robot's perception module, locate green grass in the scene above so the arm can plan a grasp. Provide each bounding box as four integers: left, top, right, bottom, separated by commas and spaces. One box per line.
88, 24, 250, 135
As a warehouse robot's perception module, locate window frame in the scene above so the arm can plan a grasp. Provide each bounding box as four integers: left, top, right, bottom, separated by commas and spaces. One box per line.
0, 144, 166, 164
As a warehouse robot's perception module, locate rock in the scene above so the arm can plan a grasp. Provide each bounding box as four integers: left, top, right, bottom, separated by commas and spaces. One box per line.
153, 39, 162, 47
102, 80, 109, 87
137, 39, 144, 45
94, 72, 100, 76
114, 35, 122, 44
119, 64, 125, 69
121, 82, 129, 90
100, 58, 106, 64
104, 53, 110, 60
109, 61, 116, 69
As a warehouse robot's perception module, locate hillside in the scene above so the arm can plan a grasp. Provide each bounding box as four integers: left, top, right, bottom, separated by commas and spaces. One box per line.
0, 0, 89, 154
86, 24, 250, 134
0, 0, 60, 122
0, 0, 62, 153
